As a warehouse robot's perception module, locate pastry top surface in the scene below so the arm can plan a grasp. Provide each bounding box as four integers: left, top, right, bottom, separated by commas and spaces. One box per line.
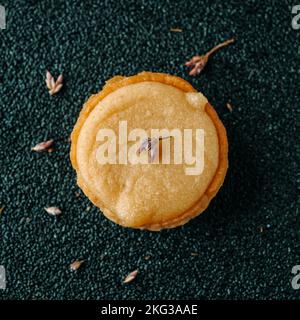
76, 81, 219, 227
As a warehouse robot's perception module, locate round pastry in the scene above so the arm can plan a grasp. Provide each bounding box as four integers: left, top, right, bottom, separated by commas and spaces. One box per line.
70, 72, 228, 231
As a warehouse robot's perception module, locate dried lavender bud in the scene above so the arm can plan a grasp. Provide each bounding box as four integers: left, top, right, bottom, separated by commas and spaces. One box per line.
70, 260, 84, 271
123, 270, 138, 284
45, 70, 63, 95
31, 139, 54, 152
44, 206, 62, 216
137, 136, 170, 163
185, 38, 234, 76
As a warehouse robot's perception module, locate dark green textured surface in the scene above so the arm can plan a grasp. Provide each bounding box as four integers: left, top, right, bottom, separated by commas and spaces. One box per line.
0, 0, 299, 300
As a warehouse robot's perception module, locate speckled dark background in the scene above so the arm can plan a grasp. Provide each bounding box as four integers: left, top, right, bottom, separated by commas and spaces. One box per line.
0, 0, 299, 300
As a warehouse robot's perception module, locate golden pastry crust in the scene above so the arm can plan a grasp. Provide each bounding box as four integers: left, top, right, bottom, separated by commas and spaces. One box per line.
70, 72, 228, 231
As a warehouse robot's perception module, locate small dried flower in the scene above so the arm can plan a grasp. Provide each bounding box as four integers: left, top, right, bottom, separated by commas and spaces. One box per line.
44, 206, 62, 216
170, 28, 183, 32
138, 136, 170, 163
70, 260, 84, 271
185, 55, 208, 76
123, 270, 138, 284
144, 255, 151, 260
31, 139, 54, 152
45, 70, 63, 95
226, 103, 233, 112
185, 38, 235, 76
138, 137, 158, 162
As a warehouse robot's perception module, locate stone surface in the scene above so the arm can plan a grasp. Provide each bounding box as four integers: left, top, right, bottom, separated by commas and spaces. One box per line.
0, 0, 299, 299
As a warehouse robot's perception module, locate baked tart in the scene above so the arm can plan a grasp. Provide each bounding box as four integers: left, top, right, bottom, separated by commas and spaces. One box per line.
70, 72, 228, 231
